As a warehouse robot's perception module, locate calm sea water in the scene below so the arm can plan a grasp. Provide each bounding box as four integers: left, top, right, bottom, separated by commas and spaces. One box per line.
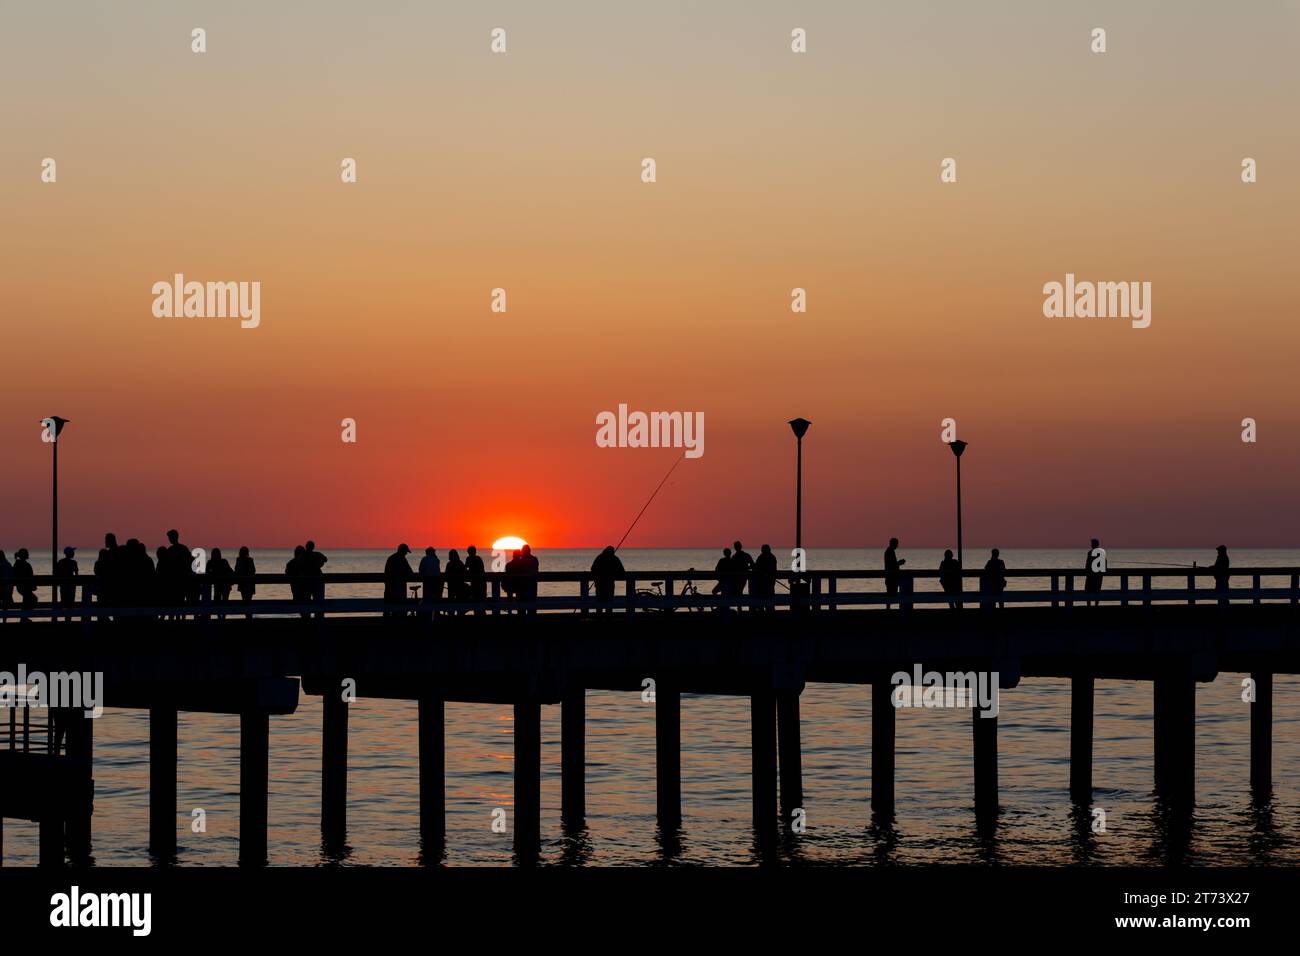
3, 548, 1298, 867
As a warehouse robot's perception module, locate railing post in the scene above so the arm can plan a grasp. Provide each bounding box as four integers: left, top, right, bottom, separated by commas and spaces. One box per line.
580, 577, 590, 617
1253, 574, 1261, 606
901, 573, 914, 612
1293, 573, 1299, 606
663, 576, 674, 613
827, 575, 837, 612
1143, 574, 1152, 607
626, 577, 636, 617
1120, 575, 1129, 608
1051, 574, 1059, 609
1065, 574, 1074, 609
811, 575, 821, 614
1187, 574, 1195, 606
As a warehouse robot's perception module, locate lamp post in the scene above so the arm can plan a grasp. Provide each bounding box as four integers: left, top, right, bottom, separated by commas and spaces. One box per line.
41, 416, 70, 607
788, 418, 811, 556
948, 439, 967, 568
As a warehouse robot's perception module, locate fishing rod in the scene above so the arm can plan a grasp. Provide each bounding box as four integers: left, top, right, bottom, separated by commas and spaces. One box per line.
615, 451, 687, 552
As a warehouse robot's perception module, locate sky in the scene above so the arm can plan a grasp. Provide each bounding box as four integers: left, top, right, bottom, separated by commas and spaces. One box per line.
1, 1, 1298, 550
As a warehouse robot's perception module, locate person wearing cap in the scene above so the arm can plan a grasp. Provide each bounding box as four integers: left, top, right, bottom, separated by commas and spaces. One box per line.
55, 546, 80, 610
384, 543, 413, 618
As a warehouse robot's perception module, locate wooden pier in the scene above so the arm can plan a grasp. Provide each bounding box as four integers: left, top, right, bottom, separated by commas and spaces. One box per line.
2, 566, 1299, 864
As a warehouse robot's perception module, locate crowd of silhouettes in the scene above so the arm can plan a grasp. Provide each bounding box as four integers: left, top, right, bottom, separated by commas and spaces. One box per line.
0, 535, 1242, 622
385, 542, 496, 617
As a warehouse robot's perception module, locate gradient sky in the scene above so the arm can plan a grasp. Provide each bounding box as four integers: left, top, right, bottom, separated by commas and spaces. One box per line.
1, 1, 1298, 549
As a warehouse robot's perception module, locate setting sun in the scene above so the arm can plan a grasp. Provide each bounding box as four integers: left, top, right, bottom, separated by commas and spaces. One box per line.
491, 536, 528, 551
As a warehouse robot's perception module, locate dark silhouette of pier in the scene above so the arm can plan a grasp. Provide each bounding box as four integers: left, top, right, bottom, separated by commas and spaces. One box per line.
3, 565, 1298, 865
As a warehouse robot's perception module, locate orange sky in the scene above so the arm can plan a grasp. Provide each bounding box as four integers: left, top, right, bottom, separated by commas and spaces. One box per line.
1, 2, 1298, 549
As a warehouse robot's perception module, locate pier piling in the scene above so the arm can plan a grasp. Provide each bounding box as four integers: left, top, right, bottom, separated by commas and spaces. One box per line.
1070, 673, 1094, 801
148, 706, 177, 857
418, 695, 444, 846
871, 675, 896, 817
1153, 667, 1196, 805
777, 691, 803, 823
1250, 671, 1272, 796
656, 683, 682, 829
973, 708, 998, 820
239, 711, 269, 865
321, 688, 348, 842
751, 692, 778, 831
562, 687, 586, 828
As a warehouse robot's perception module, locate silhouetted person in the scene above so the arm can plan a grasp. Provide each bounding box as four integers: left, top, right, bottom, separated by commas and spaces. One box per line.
591, 545, 624, 616
13, 549, 36, 622
1212, 545, 1231, 605
96, 532, 121, 608
518, 545, 540, 615
445, 549, 467, 614
384, 544, 413, 618
155, 546, 171, 615
982, 548, 1007, 608
165, 528, 194, 613
234, 547, 256, 618
286, 545, 311, 618
752, 544, 778, 612
1084, 538, 1104, 607
207, 548, 234, 618
55, 546, 79, 609
0, 550, 12, 618
119, 538, 148, 610
939, 549, 961, 609
884, 537, 906, 609
465, 545, 486, 612
732, 541, 754, 607
419, 547, 442, 616
712, 547, 733, 611
503, 549, 523, 610
305, 540, 328, 606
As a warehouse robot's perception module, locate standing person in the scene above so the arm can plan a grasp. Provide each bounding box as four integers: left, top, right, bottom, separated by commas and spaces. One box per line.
752, 544, 778, 613
305, 540, 328, 606
234, 546, 256, 619
504, 549, 523, 613
444, 549, 467, 614
1212, 545, 1231, 606
590, 545, 624, 617
13, 548, 36, 622
55, 546, 79, 610
383, 544, 413, 618
286, 546, 311, 619
712, 547, 733, 613
884, 537, 906, 609
982, 548, 1007, 608
207, 548, 234, 619
1084, 538, 1105, 607
464, 545, 487, 613
0, 550, 13, 620
731, 541, 754, 609
165, 529, 195, 613
517, 545, 540, 615
939, 549, 962, 609
418, 547, 442, 617
96, 533, 121, 609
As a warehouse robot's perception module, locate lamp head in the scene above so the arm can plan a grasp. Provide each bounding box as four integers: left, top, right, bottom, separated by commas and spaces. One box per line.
40, 416, 70, 438
949, 439, 968, 458
788, 418, 811, 440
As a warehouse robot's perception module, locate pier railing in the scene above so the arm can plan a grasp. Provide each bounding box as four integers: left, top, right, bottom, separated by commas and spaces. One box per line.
5, 567, 1300, 622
